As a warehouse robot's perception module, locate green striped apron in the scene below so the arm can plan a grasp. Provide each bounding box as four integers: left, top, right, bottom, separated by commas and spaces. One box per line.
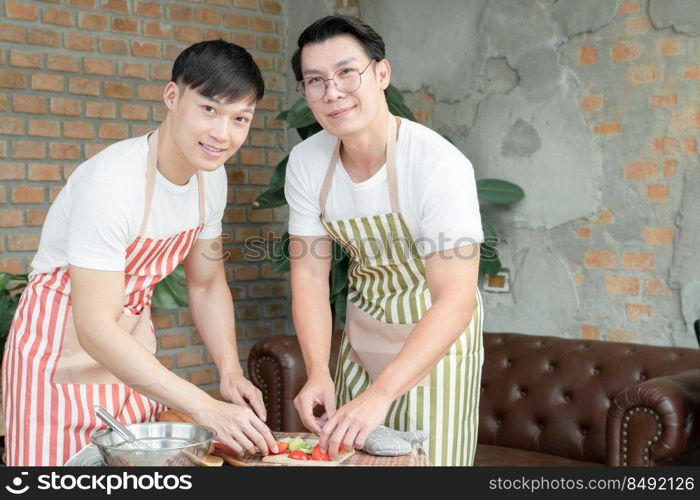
318, 115, 484, 466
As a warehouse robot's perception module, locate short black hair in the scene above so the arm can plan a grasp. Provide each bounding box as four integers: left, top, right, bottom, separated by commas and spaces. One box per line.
291, 15, 385, 81
171, 39, 264, 103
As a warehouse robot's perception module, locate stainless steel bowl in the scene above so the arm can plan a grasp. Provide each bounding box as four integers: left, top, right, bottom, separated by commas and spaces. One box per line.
90, 422, 216, 466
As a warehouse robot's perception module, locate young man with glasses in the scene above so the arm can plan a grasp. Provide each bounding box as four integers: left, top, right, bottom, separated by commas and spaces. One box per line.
284, 15, 485, 466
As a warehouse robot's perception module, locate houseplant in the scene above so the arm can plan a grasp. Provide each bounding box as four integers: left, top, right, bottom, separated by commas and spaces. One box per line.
253, 85, 524, 323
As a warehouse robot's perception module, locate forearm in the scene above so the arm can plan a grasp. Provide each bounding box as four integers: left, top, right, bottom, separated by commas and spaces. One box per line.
188, 278, 241, 377
78, 322, 211, 417
291, 273, 333, 378
371, 297, 474, 400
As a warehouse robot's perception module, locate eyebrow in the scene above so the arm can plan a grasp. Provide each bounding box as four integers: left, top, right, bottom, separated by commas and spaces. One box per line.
201, 95, 254, 114
302, 57, 358, 75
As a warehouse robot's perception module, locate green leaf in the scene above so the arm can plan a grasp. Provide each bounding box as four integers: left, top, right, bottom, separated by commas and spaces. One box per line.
476, 179, 525, 205
253, 186, 287, 209
388, 100, 417, 121
330, 257, 349, 297
384, 84, 405, 105
286, 98, 317, 128
152, 265, 189, 309
268, 156, 288, 189
277, 110, 289, 121
331, 288, 347, 326
296, 121, 323, 140
270, 231, 290, 273
253, 157, 288, 209
441, 134, 455, 145
480, 215, 498, 241
0, 273, 12, 291
0, 293, 19, 354
479, 243, 502, 276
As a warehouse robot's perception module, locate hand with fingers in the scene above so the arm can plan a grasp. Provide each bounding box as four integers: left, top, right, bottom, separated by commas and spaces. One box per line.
318, 388, 393, 460
191, 398, 278, 458
293, 371, 337, 435
220, 371, 267, 422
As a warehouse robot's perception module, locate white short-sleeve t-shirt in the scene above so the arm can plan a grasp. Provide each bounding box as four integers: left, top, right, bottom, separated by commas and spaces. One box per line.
284, 118, 484, 257
30, 134, 227, 275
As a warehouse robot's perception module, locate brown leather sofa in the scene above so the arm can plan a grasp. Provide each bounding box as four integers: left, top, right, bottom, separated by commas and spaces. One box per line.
248, 331, 700, 466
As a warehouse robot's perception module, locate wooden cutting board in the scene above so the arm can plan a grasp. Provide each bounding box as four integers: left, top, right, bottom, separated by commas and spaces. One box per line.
261, 438, 355, 466
156, 410, 429, 466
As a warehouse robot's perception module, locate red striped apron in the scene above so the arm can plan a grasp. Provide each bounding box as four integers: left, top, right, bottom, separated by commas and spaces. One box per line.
1, 129, 205, 465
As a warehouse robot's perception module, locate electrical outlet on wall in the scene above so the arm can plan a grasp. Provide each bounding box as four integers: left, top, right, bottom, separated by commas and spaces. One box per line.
482, 268, 510, 293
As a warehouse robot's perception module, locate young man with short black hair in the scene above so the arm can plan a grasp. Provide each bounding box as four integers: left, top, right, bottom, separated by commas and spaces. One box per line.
285, 16, 484, 466
2, 40, 277, 466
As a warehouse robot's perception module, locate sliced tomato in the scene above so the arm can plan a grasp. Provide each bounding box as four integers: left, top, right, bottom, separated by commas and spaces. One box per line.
288, 450, 310, 461
270, 441, 288, 454
311, 444, 331, 461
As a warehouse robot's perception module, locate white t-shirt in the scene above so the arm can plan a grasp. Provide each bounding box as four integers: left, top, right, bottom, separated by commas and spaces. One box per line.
30, 134, 227, 275
284, 118, 484, 257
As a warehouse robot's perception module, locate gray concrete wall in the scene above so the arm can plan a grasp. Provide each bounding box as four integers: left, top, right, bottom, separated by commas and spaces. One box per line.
285, 0, 700, 348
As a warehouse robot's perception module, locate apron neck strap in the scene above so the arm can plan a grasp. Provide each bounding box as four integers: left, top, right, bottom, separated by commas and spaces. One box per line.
385, 114, 399, 213
139, 129, 206, 238
319, 114, 400, 215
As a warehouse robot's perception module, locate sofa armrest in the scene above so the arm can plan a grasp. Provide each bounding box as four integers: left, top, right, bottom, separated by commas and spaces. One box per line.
247, 332, 342, 433
607, 369, 700, 466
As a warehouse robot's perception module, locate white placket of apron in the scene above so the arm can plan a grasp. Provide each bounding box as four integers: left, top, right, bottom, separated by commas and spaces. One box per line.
318, 115, 431, 387
52, 129, 204, 385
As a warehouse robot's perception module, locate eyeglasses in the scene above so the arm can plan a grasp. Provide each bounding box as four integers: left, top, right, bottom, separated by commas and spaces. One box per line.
297, 60, 376, 103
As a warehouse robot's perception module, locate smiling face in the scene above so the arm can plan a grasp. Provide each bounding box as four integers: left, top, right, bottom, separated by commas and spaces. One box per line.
300, 34, 390, 138
163, 82, 255, 172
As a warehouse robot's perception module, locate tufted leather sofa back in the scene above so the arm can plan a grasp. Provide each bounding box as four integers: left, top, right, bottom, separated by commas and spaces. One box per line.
479, 332, 700, 463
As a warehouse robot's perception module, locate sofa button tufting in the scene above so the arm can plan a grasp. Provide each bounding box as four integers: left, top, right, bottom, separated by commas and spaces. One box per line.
564, 394, 572, 402
580, 428, 587, 436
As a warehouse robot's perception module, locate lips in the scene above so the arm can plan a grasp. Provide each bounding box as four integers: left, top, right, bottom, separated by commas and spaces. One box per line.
199, 142, 227, 158
199, 142, 226, 153
328, 105, 355, 118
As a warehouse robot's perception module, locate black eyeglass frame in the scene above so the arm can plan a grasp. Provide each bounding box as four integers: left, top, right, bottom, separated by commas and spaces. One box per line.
296, 59, 377, 102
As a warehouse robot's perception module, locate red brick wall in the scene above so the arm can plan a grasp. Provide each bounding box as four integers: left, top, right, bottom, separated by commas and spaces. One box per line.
0, 0, 289, 398
570, 2, 694, 343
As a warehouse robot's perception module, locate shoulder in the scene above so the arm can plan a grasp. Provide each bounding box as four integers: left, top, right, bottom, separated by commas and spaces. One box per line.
69, 135, 148, 188
400, 119, 465, 162
201, 165, 227, 198
399, 119, 474, 179
201, 164, 227, 183
288, 129, 337, 170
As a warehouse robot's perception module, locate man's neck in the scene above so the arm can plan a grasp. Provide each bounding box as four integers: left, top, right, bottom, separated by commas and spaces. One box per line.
339, 107, 395, 183
155, 117, 197, 186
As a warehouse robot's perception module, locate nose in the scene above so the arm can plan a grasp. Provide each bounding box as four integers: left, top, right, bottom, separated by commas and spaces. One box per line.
209, 117, 229, 143
323, 79, 346, 103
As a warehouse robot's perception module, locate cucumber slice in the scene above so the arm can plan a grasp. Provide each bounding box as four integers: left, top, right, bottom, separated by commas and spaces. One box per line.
287, 437, 308, 452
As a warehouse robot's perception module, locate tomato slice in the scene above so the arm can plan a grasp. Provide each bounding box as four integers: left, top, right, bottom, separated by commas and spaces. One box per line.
311, 444, 331, 461
269, 441, 288, 454
288, 450, 310, 461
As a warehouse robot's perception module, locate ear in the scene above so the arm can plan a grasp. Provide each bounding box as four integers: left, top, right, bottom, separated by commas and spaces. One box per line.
375, 59, 391, 91
163, 82, 181, 110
